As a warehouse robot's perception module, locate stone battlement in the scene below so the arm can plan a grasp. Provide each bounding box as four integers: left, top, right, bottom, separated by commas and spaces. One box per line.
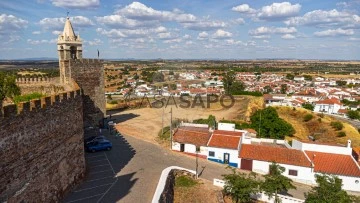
0, 88, 81, 118
16, 77, 52, 84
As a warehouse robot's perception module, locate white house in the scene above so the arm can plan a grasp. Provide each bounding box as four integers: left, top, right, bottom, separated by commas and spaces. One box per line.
172, 123, 210, 159
207, 130, 243, 168
314, 98, 342, 114
294, 76, 305, 81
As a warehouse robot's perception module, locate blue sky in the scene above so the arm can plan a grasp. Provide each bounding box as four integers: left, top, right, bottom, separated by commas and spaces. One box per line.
1, 0, 360, 60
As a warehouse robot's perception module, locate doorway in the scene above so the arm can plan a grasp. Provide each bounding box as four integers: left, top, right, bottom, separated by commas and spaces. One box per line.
180, 144, 185, 152
224, 153, 230, 164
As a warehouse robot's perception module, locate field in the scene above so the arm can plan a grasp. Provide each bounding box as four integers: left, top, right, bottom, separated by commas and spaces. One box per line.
276, 107, 360, 147
114, 96, 264, 144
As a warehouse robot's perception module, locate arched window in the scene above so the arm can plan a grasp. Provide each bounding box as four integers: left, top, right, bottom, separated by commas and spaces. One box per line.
70, 46, 77, 59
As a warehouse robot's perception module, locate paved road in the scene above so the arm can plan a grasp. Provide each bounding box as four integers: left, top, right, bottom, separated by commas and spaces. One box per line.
62, 126, 311, 203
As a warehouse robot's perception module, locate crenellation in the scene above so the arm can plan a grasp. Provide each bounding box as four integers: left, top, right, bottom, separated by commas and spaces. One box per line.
62, 92, 68, 100
44, 97, 52, 107
3, 105, 17, 117
69, 91, 75, 99
33, 99, 41, 110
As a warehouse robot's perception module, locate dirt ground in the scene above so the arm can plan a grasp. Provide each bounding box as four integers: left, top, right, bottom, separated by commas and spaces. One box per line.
114, 96, 263, 144
174, 178, 222, 203
277, 106, 360, 147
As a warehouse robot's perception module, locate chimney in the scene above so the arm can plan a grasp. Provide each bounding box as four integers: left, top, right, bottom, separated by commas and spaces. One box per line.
347, 140, 352, 148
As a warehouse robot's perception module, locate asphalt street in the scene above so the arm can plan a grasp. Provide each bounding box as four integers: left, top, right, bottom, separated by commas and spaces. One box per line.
62, 126, 311, 203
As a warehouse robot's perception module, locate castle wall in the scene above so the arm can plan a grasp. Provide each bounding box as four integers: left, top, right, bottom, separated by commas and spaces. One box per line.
67, 59, 106, 127
0, 89, 85, 202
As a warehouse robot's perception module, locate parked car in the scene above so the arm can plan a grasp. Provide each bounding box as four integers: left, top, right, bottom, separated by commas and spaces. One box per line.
84, 136, 107, 145
86, 140, 112, 152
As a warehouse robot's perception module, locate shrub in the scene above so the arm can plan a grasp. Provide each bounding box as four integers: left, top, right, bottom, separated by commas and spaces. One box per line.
317, 118, 322, 123
109, 100, 118, 104
317, 113, 324, 118
330, 121, 344, 131
303, 114, 314, 122
337, 131, 346, 137
13, 92, 44, 104
175, 175, 197, 187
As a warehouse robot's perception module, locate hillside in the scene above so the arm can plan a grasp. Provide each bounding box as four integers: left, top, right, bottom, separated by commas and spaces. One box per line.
276, 106, 360, 147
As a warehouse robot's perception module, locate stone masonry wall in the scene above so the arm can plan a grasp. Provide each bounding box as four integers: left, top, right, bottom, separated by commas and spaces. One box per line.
68, 59, 106, 128
0, 89, 85, 202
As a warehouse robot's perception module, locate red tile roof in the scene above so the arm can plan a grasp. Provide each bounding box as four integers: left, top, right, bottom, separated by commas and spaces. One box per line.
305, 151, 360, 177
315, 98, 341, 105
207, 130, 243, 149
173, 126, 211, 146
239, 144, 311, 167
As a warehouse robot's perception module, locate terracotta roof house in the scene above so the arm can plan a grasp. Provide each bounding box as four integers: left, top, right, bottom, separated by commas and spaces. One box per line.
207, 130, 243, 167
314, 98, 342, 114
305, 151, 360, 177
172, 125, 211, 159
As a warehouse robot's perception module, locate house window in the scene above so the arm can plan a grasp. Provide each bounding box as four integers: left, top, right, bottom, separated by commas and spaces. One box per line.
196, 146, 200, 152
209, 151, 215, 157
288, 169, 298, 176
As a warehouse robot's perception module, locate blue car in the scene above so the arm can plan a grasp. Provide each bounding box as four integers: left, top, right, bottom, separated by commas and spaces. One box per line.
86, 140, 112, 152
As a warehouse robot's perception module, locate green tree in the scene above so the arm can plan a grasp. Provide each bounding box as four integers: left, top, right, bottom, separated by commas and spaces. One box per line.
261, 162, 296, 203
263, 85, 273, 94
302, 103, 315, 111
223, 168, 261, 203
336, 80, 347, 86
286, 74, 294, 80
152, 72, 165, 82
304, 75, 313, 81
0, 72, 21, 109
305, 174, 352, 203
193, 115, 216, 128
346, 110, 360, 120
250, 107, 295, 139
222, 71, 245, 95
280, 84, 287, 94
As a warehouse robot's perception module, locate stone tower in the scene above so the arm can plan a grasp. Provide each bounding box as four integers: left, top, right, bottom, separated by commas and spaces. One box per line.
57, 17, 82, 84
58, 17, 105, 127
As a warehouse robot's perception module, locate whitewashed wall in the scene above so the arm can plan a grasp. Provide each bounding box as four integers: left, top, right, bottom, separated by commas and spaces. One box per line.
333, 174, 360, 192
251, 160, 315, 185
172, 142, 208, 157
292, 140, 352, 155
207, 147, 239, 165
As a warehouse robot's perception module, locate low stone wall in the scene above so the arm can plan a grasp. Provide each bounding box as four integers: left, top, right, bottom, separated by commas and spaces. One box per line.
152, 166, 196, 203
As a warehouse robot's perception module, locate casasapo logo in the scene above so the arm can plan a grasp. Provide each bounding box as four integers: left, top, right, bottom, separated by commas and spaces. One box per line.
123, 94, 235, 109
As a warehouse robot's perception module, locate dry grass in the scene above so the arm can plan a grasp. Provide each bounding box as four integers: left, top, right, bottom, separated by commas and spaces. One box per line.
174, 178, 221, 203
114, 96, 262, 144
276, 106, 360, 147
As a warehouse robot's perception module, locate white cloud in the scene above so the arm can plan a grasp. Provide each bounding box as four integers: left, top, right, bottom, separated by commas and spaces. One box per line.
115, 2, 196, 23
197, 31, 209, 40
225, 39, 244, 45
183, 34, 191, 39
27, 39, 56, 45
285, 9, 360, 28
0, 14, 27, 43
96, 15, 156, 29
232, 4, 256, 14
349, 37, 360, 41
0, 14, 28, 34
52, 30, 62, 35
182, 19, 226, 31
232, 18, 245, 25
212, 29, 232, 39
39, 16, 94, 30
32, 31, 41, 35
281, 34, 296, 39
86, 38, 103, 46
314, 28, 354, 37
252, 35, 271, 39
154, 26, 167, 33
249, 26, 297, 35
51, 0, 100, 9
258, 2, 301, 20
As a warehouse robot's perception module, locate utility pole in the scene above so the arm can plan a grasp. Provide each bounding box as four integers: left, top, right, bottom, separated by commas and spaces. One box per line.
196, 147, 199, 179
161, 106, 164, 136
169, 107, 173, 150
